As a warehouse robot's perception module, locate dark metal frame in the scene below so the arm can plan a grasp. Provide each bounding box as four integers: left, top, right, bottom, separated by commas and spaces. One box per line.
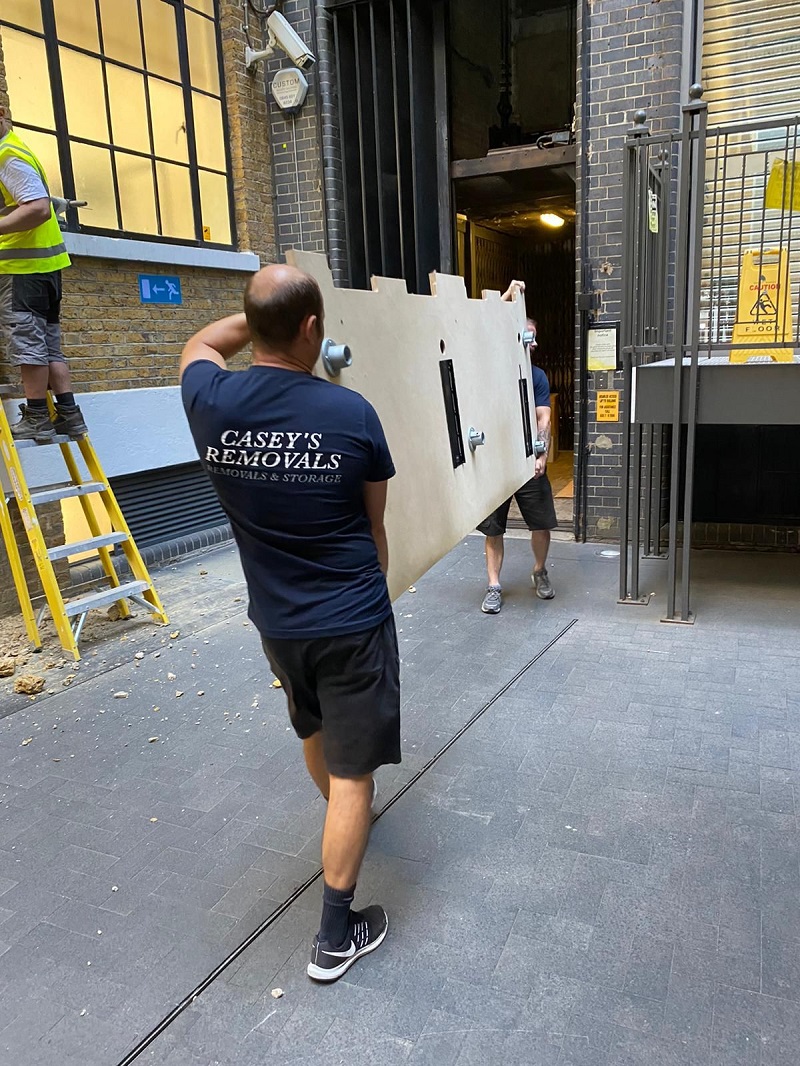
1, 0, 237, 249
327, 0, 447, 292
619, 88, 800, 622
619, 90, 708, 621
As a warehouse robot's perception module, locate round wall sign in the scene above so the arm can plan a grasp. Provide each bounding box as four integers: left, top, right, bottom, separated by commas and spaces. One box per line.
270, 67, 309, 113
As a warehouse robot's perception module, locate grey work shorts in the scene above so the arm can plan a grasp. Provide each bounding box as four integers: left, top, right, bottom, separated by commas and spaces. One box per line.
0, 272, 67, 367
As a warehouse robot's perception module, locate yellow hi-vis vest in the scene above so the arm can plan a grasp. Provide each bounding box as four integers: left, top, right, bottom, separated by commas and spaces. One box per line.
0, 130, 70, 275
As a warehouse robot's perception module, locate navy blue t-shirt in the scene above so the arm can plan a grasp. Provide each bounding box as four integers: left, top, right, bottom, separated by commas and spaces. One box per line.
532, 364, 551, 408
181, 360, 395, 640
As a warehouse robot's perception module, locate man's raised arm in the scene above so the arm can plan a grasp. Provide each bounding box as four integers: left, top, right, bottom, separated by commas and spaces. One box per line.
179, 313, 251, 380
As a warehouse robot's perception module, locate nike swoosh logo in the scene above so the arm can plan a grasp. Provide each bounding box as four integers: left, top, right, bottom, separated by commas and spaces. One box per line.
323, 941, 356, 959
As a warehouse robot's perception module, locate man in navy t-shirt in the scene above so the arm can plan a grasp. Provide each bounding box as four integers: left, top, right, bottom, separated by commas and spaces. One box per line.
477, 279, 558, 613
180, 264, 398, 982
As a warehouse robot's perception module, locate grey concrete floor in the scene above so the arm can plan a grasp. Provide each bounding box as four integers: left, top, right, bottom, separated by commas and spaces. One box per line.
1, 534, 799, 1065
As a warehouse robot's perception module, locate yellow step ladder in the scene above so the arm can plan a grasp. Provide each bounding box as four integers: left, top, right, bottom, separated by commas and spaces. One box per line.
0, 387, 168, 660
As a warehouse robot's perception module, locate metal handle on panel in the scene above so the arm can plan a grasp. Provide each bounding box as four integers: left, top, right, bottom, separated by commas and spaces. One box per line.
468, 426, 485, 451
321, 338, 352, 377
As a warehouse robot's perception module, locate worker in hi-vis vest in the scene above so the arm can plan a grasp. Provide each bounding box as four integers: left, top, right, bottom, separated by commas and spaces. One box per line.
0, 106, 87, 443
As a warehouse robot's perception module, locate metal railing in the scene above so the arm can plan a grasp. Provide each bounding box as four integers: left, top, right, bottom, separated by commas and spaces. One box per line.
618, 88, 800, 622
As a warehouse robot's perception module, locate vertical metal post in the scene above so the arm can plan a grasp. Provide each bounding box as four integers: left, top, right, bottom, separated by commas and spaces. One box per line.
663, 94, 695, 621
618, 111, 650, 604
677, 86, 708, 622
432, 0, 452, 273
664, 85, 705, 623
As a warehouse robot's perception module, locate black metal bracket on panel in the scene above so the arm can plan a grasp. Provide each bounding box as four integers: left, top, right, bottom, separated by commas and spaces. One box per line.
439, 359, 465, 468
518, 374, 534, 458
577, 291, 601, 312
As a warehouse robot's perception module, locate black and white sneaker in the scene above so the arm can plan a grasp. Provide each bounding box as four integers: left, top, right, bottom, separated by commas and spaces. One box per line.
307, 905, 388, 982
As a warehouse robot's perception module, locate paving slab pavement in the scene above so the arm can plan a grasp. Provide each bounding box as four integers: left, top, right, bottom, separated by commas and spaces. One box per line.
1, 534, 800, 1065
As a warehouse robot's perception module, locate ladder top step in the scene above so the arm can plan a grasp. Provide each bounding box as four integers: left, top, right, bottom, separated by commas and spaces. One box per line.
47, 531, 128, 562
63, 580, 149, 618
14, 434, 73, 449
30, 481, 106, 505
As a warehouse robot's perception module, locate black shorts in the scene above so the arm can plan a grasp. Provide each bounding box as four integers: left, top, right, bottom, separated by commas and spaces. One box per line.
477, 473, 558, 537
261, 614, 401, 778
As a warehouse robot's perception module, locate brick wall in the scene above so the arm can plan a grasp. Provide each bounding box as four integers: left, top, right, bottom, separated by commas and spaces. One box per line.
576, 0, 684, 539
254, 1, 327, 260
0, 1, 274, 618
57, 259, 247, 393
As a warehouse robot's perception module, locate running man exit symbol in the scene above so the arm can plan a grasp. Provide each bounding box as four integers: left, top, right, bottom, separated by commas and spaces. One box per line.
139, 274, 182, 304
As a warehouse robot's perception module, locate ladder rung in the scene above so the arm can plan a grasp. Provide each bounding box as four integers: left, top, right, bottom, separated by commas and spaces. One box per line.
47, 531, 128, 561
30, 481, 106, 505
63, 579, 149, 618
14, 434, 72, 449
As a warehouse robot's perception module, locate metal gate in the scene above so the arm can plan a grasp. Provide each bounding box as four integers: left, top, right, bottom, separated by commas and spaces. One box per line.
619, 87, 800, 621
327, 0, 446, 293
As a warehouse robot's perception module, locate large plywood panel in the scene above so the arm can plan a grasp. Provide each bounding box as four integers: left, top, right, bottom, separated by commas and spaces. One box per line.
288, 251, 536, 601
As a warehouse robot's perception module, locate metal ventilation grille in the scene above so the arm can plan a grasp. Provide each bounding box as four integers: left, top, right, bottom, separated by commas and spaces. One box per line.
109, 462, 227, 548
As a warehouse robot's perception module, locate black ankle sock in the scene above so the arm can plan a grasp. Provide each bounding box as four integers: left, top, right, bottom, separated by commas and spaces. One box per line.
55, 392, 75, 406
27, 398, 48, 410
319, 882, 355, 947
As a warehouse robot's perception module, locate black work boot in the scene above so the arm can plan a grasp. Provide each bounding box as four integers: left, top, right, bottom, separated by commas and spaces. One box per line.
52, 402, 88, 439
10, 403, 56, 443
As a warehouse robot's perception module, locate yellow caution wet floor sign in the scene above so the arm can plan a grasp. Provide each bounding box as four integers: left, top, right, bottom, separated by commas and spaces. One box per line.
730, 248, 793, 363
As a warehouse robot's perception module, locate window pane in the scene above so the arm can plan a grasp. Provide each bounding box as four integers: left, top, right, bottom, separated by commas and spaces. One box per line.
186, 10, 219, 95
192, 91, 225, 171
155, 160, 194, 239
70, 142, 118, 229
3, 28, 55, 131
60, 48, 109, 143
141, 0, 180, 81
99, 0, 142, 68
149, 78, 188, 162
18, 129, 62, 198
4, 0, 43, 33
107, 65, 150, 154
53, 0, 99, 52
187, 0, 215, 16
116, 152, 157, 235
199, 169, 231, 245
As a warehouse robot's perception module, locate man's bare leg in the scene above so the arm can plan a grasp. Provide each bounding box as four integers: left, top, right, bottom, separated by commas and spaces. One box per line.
532, 529, 550, 572
322, 774, 373, 890
19, 364, 49, 401
485, 534, 505, 586
47, 360, 73, 396
303, 732, 330, 800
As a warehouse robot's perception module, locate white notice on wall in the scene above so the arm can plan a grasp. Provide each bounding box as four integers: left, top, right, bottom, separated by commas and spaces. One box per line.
587, 326, 619, 371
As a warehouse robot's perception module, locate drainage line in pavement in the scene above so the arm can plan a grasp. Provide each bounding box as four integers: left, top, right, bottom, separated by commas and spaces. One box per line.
115, 617, 578, 1066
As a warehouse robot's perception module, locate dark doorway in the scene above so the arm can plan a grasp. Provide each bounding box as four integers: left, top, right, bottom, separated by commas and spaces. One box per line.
449, 0, 578, 527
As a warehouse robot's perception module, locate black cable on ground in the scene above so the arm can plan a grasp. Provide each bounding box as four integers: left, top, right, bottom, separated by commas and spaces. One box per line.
115, 618, 578, 1066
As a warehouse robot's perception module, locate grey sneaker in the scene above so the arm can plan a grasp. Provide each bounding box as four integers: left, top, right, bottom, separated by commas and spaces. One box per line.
10, 403, 56, 443
52, 402, 88, 439
481, 585, 502, 613
532, 568, 555, 600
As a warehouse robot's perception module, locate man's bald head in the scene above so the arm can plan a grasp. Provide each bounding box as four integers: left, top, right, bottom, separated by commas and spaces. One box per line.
244, 264, 324, 358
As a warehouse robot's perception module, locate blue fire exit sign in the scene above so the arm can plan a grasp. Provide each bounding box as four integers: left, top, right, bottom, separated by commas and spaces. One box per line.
139, 274, 182, 304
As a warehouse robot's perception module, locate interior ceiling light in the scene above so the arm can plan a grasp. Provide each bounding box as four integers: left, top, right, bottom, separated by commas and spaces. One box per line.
540, 212, 565, 228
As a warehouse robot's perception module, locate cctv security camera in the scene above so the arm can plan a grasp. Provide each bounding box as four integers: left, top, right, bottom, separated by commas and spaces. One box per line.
245, 11, 317, 71
267, 11, 316, 68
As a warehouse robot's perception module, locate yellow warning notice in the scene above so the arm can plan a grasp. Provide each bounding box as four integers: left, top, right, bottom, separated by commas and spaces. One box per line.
730, 249, 793, 363
597, 391, 620, 422
765, 160, 800, 212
